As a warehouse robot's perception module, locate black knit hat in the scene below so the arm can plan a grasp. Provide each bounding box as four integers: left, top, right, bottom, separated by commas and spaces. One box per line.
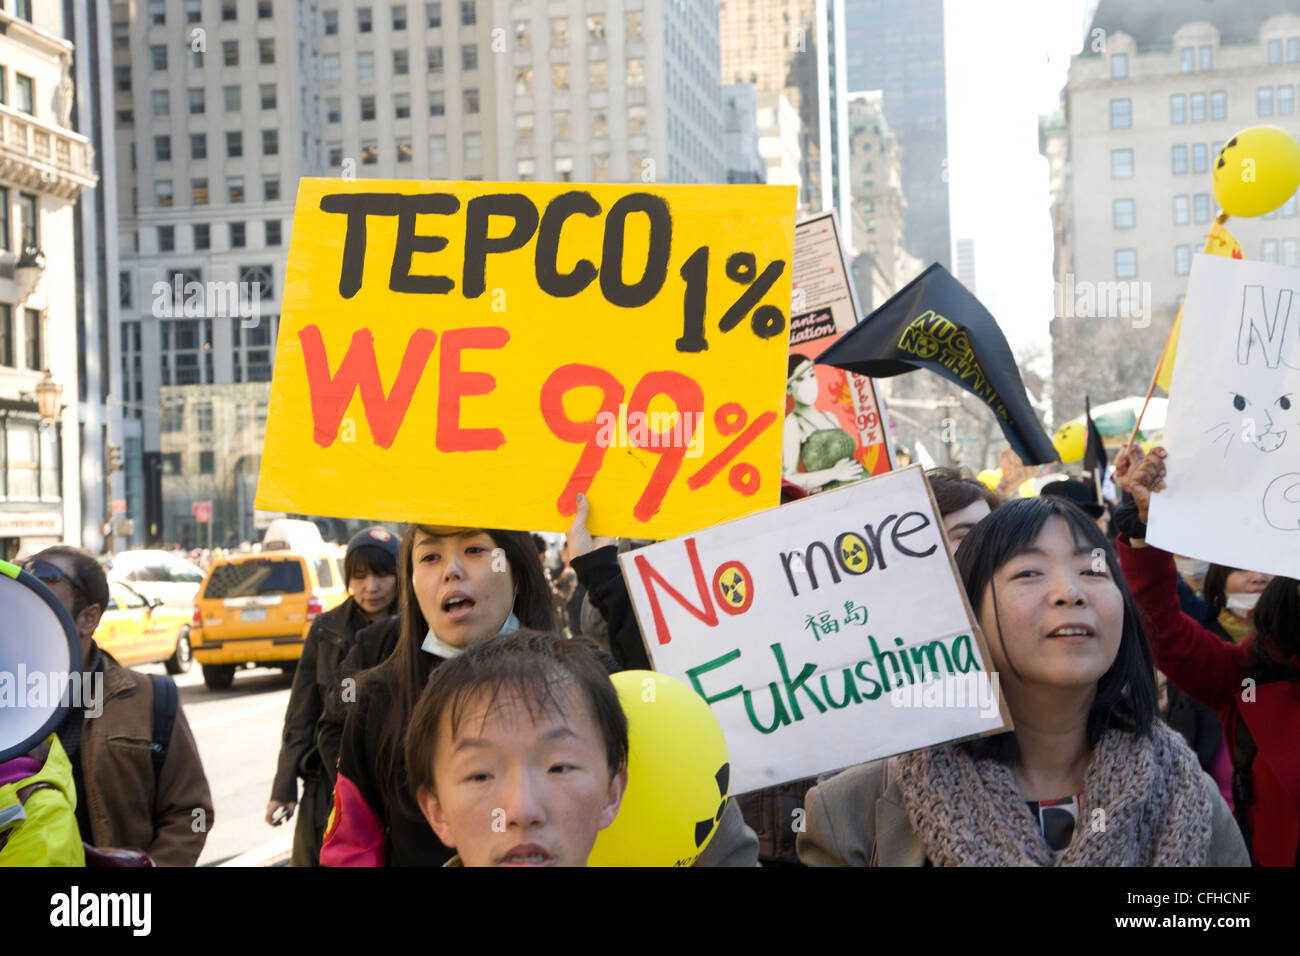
346, 526, 399, 562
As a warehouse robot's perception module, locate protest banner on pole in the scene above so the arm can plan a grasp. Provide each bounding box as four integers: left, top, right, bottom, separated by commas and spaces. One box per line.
785, 211, 894, 495
254, 179, 797, 538
619, 465, 1011, 795
1148, 254, 1300, 579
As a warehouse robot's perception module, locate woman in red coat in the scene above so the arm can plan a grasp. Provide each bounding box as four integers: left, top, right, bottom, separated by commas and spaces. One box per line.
1120, 447, 1300, 866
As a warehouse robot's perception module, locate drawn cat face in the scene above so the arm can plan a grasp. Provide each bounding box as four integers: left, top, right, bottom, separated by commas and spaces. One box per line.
1204, 387, 1294, 455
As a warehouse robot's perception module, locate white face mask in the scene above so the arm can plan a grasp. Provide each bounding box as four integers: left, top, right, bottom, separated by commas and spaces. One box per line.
421, 609, 520, 660
1225, 592, 1261, 616
1174, 556, 1210, 581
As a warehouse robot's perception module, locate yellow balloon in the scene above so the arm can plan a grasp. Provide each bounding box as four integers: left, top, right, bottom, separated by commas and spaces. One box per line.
976, 469, 1002, 491
1018, 478, 1037, 498
587, 671, 730, 867
1212, 126, 1300, 218
1053, 421, 1087, 464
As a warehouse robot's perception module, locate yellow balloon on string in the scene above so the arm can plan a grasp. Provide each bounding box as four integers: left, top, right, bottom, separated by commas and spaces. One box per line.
1212, 126, 1300, 218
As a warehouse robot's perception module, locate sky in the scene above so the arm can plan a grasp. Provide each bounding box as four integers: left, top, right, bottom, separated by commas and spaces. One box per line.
942, 0, 1096, 362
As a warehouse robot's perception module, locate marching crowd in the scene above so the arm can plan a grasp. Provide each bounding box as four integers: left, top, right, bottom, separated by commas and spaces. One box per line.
4, 446, 1298, 867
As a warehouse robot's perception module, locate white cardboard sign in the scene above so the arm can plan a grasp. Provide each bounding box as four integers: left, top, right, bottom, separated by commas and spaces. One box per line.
1149, 255, 1300, 579
618, 465, 1010, 795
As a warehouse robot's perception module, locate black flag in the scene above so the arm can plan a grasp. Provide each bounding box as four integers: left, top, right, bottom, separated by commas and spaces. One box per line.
1083, 395, 1108, 505
815, 263, 1057, 464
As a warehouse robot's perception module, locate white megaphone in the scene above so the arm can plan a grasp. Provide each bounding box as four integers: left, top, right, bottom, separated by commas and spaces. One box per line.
0, 559, 80, 762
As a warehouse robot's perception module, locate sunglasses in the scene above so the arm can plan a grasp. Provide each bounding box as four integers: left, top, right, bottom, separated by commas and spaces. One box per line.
24, 559, 92, 606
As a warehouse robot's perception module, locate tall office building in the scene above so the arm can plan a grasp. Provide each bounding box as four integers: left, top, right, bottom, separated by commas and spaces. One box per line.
0, 4, 99, 559
844, 0, 950, 269
1050, 0, 1300, 422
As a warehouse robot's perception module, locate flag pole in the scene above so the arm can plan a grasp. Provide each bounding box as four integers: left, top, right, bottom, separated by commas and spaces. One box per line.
1120, 211, 1230, 461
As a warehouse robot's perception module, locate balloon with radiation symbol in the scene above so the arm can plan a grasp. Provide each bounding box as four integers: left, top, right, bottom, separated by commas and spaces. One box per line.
1212, 125, 1300, 218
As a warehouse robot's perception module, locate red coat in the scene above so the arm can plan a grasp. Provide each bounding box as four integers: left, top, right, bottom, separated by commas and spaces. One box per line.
1118, 537, 1300, 866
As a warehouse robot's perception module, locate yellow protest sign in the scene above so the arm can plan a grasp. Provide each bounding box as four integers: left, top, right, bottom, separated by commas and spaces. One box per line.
255, 179, 797, 538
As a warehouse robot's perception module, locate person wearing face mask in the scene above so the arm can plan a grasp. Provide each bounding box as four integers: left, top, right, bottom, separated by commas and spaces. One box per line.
783, 355, 866, 494
796, 496, 1247, 866
1201, 565, 1274, 645
1120, 447, 1300, 866
268, 527, 400, 866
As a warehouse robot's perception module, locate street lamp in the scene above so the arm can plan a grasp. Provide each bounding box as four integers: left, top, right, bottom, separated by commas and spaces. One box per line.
34, 371, 63, 427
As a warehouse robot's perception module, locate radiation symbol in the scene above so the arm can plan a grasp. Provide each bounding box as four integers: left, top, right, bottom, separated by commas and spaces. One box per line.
711, 561, 754, 615
694, 763, 731, 848
837, 532, 870, 575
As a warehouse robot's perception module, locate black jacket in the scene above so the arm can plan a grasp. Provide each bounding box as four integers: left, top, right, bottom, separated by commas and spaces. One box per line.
316, 614, 401, 789
570, 545, 651, 670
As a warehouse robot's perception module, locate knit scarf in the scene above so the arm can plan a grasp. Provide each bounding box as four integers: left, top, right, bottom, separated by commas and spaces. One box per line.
894, 722, 1212, 866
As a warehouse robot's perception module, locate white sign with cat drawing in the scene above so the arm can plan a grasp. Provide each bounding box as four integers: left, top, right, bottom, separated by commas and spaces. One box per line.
1149, 254, 1300, 579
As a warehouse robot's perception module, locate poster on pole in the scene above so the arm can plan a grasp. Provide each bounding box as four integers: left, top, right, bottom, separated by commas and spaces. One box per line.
785, 211, 894, 496
255, 179, 797, 538
1148, 254, 1300, 579
619, 465, 1010, 795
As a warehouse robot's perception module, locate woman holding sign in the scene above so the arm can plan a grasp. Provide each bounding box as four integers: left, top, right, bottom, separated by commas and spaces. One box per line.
797, 494, 1248, 866
1117, 447, 1300, 867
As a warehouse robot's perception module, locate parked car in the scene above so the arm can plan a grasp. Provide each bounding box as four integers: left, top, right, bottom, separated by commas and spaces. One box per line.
105, 550, 206, 609
95, 581, 194, 675
191, 544, 347, 690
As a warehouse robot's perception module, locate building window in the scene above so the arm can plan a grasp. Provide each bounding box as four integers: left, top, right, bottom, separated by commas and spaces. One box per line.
592, 153, 609, 181
1170, 94, 1186, 123
427, 47, 444, 73
1112, 199, 1135, 229
464, 132, 481, 162
358, 52, 375, 80
1280, 85, 1295, 115
154, 135, 172, 162
225, 85, 241, 112
515, 113, 534, 141
462, 89, 478, 114
426, 3, 441, 28
12, 73, 34, 115
190, 133, 207, 159
1109, 98, 1131, 129
324, 9, 339, 34
117, 109, 134, 125
1262, 239, 1279, 263
1171, 144, 1188, 175
227, 176, 244, 203
323, 55, 341, 81
359, 6, 373, 32
1289, 38, 1300, 62
592, 109, 608, 138
516, 159, 536, 181
551, 17, 567, 46
1180, 47, 1194, 72
155, 180, 174, 207
148, 0, 166, 25
328, 144, 343, 167
23, 308, 41, 371
239, 265, 275, 300
554, 156, 574, 182
1190, 92, 1205, 122
628, 106, 645, 134
223, 41, 239, 66
394, 50, 409, 75
514, 68, 532, 95
115, 67, 131, 92
1110, 53, 1127, 78
514, 20, 529, 48
120, 272, 132, 309
627, 59, 645, 88
362, 141, 378, 164
227, 132, 243, 158
396, 139, 412, 163
462, 44, 478, 71
393, 4, 407, 30
185, 0, 202, 23
261, 84, 277, 110
262, 129, 278, 156
259, 39, 276, 65
1268, 38, 1283, 64
259, 1, 273, 17
158, 225, 175, 252
151, 90, 170, 118
1211, 90, 1226, 121
553, 64, 570, 92
230, 222, 246, 248
188, 88, 205, 114
392, 93, 410, 119
587, 14, 605, 43
1173, 194, 1189, 225
1110, 148, 1133, 179
590, 61, 607, 91
361, 95, 376, 121
1174, 245, 1192, 276
150, 45, 168, 71
264, 177, 280, 201
1199, 45, 1212, 71
429, 91, 445, 117
1283, 238, 1299, 267
326, 97, 342, 123
460, 1, 475, 26
0, 306, 10, 366
194, 222, 211, 250
429, 135, 447, 165
222, 0, 237, 19
1258, 87, 1274, 116
1115, 249, 1137, 279
554, 110, 571, 140
1194, 193, 1212, 223
1192, 143, 1208, 174
1282, 194, 1298, 218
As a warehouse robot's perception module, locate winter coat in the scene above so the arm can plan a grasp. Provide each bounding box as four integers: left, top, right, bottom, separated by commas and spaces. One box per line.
0, 735, 85, 866
1118, 536, 1300, 866
570, 545, 650, 671
272, 597, 392, 801
81, 650, 213, 866
316, 614, 400, 789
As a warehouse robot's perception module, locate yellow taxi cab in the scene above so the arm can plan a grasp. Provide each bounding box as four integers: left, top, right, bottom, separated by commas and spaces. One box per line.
191, 543, 347, 690
95, 580, 194, 674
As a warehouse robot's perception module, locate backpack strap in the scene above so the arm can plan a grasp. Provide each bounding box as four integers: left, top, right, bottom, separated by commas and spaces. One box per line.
1230, 718, 1259, 861
149, 674, 179, 791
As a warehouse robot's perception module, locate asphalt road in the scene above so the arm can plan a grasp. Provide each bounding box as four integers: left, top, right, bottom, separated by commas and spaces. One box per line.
133, 660, 298, 866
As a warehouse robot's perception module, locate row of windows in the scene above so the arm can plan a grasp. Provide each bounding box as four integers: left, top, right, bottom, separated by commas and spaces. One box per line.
1169, 91, 1226, 123
0, 65, 36, 116
155, 221, 279, 253
323, 2, 477, 34
515, 108, 646, 140
1110, 38, 1300, 79
142, 84, 278, 118
148, 38, 275, 72
148, 129, 280, 162
1257, 85, 1300, 117
137, 0, 274, 27
1108, 142, 1248, 178
150, 176, 280, 208
0, 305, 43, 372
1114, 238, 1300, 280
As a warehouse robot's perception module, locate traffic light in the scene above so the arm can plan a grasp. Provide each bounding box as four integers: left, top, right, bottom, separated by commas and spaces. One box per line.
108, 444, 123, 472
